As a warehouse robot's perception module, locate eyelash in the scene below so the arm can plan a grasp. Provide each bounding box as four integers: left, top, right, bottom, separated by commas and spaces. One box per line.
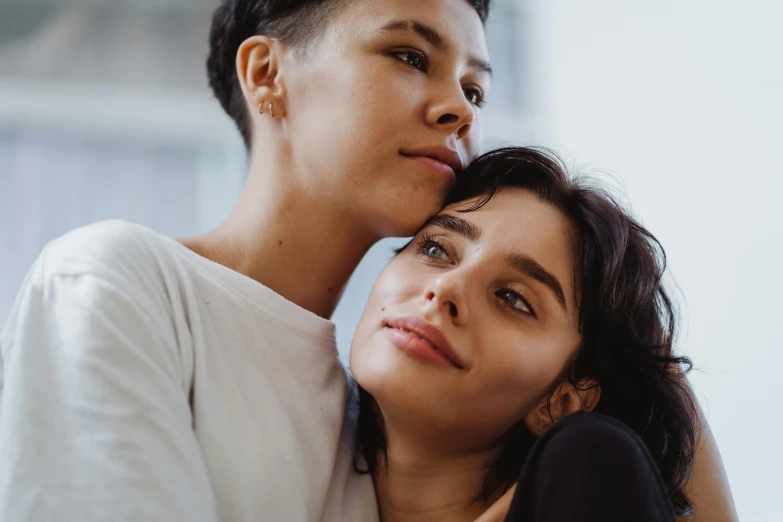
392, 49, 430, 72
414, 235, 536, 317
391, 51, 487, 108
415, 234, 452, 263
495, 288, 536, 318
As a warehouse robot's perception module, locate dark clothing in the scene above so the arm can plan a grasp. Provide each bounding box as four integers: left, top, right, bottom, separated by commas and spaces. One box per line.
504, 412, 676, 522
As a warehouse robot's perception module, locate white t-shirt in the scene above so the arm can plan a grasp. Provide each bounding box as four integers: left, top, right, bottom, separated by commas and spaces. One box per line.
0, 220, 378, 522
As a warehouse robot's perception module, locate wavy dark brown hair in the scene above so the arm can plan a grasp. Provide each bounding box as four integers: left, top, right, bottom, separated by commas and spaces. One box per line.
355, 146, 697, 516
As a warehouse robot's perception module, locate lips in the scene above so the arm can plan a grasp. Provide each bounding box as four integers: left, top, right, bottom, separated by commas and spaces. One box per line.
385, 315, 464, 369
400, 145, 463, 175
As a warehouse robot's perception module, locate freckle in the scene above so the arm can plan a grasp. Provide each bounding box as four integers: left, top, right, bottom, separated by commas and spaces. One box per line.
278, 240, 283, 246
328, 286, 334, 292
381, 307, 386, 312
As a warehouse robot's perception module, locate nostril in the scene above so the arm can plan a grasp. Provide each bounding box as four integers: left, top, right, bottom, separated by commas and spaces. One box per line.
437, 113, 458, 125
457, 122, 472, 140
448, 302, 458, 317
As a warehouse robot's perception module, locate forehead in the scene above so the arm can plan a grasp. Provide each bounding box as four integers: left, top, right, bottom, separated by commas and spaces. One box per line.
337, 0, 489, 59
446, 189, 569, 239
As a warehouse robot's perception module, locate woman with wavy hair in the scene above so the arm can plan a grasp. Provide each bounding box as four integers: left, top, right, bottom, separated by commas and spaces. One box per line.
350, 147, 734, 521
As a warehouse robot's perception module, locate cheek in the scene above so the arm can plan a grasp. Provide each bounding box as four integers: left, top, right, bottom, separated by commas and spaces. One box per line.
295, 58, 403, 134
365, 262, 419, 309
289, 67, 422, 204
474, 350, 551, 407
349, 264, 416, 362
458, 333, 574, 428
462, 120, 484, 160
288, 69, 365, 151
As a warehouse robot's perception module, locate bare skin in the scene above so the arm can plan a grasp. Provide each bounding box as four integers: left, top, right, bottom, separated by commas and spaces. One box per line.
681, 410, 738, 521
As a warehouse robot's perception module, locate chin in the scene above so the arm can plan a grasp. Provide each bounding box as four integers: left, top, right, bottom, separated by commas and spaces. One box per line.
354, 353, 454, 419
378, 216, 428, 239
350, 343, 402, 393
373, 201, 443, 238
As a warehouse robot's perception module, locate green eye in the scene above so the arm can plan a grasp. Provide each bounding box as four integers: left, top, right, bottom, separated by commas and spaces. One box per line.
415, 236, 451, 262
425, 242, 448, 260
496, 289, 534, 316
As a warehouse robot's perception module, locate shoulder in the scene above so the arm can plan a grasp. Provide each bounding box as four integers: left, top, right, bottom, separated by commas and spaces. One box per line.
37, 220, 176, 285
3, 221, 191, 372
19, 220, 188, 322
2, 222, 196, 390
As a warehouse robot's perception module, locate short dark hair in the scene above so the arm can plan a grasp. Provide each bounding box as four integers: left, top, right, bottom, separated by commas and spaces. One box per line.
207, 0, 491, 149
355, 147, 697, 515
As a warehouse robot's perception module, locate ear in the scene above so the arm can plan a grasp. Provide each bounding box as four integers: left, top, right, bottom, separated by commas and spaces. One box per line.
524, 378, 601, 436
236, 35, 287, 118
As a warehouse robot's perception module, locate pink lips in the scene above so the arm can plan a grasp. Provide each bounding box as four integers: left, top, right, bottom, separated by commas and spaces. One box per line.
404, 155, 456, 180
400, 145, 463, 181
385, 315, 464, 369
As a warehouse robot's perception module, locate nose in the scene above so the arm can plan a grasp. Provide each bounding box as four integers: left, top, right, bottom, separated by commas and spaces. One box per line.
423, 273, 468, 325
425, 82, 476, 141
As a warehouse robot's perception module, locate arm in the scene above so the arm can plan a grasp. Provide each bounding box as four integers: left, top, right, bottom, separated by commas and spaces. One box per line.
0, 248, 216, 521
678, 405, 738, 522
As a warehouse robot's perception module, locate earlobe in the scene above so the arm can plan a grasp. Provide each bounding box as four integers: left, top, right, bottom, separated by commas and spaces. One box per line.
236, 35, 287, 118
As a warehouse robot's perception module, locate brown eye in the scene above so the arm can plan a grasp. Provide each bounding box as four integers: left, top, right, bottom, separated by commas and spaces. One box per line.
393, 51, 428, 72
464, 88, 485, 107
406, 54, 422, 68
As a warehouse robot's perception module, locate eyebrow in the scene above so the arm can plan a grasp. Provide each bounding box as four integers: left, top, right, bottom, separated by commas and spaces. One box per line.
426, 213, 568, 311
379, 20, 493, 76
425, 214, 482, 242
505, 253, 568, 312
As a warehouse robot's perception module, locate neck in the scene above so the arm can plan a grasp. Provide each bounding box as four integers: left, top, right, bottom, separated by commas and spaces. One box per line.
181, 146, 378, 319
374, 425, 502, 522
